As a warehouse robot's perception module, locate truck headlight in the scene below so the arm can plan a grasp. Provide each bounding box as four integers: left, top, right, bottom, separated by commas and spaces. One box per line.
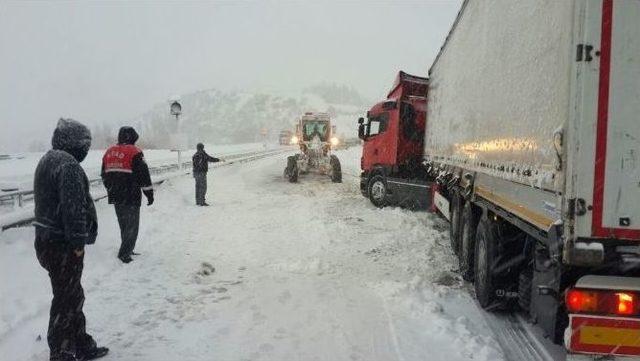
291, 136, 299, 144
330, 137, 339, 146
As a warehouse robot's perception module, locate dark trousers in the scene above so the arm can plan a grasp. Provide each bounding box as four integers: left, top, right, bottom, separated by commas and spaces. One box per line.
194, 172, 208, 205
35, 237, 93, 354
114, 204, 140, 257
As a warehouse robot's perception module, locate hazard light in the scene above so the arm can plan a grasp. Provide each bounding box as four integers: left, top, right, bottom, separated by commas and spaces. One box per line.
566, 288, 639, 316
618, 292, 635, 315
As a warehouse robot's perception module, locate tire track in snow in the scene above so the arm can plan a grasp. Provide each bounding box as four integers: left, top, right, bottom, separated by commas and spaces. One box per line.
380, 296, 407, 361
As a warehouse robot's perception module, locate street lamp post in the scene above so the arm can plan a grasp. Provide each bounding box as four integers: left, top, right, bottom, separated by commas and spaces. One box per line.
170, 101, 183, 170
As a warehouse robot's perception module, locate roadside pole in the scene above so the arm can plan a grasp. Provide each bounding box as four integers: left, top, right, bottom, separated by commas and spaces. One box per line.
170, 100, 184, 170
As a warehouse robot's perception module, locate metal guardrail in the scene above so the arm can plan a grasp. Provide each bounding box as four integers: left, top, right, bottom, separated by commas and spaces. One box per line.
0, 147, 292, 230
0, 148, 290, 209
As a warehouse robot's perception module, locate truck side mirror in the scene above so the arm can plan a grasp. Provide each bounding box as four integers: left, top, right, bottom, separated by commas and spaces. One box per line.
358, 118, 366, 140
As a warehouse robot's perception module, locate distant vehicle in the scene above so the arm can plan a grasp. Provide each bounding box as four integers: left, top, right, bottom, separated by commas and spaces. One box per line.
358, 1, 640, 358
279, 130, 293, 145
284, 112, 341, 183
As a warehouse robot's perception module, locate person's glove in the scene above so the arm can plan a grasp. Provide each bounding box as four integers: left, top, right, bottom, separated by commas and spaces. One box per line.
144, 190, 154, 206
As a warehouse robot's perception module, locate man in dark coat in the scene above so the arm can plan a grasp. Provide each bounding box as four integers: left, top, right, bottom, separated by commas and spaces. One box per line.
192, 143, 223, 206
33, 118, 108, 361
101, 126, 153, 263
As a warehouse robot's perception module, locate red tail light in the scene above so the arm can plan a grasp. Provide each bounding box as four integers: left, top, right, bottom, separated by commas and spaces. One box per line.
566, 288, 639, 316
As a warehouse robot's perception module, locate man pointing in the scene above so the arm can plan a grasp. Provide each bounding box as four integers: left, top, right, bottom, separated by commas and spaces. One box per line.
192, 143, 223, 206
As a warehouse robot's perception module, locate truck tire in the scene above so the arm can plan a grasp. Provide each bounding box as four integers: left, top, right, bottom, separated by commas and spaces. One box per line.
474, 214, 499, 309
449, 192, 463, 256
368, 174, 388, 208
286, 156, 298, 183
330, 155, 342, 183
459, 202, 478, 281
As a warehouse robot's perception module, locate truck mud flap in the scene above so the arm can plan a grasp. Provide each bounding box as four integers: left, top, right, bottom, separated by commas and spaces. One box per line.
360, 174, 369, 197
531, 244, 564, 343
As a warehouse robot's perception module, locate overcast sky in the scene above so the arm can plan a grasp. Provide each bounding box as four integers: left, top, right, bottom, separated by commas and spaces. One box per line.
0, 0, 461, 152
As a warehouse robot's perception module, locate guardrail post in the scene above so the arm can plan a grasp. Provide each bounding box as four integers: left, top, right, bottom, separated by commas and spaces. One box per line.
18, 194, 23, 208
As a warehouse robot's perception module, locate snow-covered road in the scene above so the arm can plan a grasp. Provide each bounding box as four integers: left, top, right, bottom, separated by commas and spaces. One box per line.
1, 147, 508, 361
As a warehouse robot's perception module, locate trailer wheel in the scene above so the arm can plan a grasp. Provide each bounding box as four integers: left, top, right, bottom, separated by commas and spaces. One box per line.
459, 202, 478, 281
474, 215, 499, 309
449, 192, 463, 256
285, 156, 298, 183
368, 174, 388, 208
330, 155, 342, 183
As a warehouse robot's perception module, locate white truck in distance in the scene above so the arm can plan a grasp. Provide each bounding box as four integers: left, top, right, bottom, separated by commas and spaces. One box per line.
358, 0, 639, 358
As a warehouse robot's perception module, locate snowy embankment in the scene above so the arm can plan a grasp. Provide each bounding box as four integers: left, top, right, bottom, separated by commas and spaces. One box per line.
0, 142, 272, 192
0, 146, 505, 361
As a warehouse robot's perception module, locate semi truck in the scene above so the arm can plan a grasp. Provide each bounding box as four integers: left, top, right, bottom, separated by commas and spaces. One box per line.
358, 0, 640, 358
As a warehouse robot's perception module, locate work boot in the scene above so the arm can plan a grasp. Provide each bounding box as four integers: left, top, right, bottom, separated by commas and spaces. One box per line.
75, 346, 109, 361
201, 202, 210, 207
50, 351, 77, 361
75, 337, 109, 361
118, 255, 133, 263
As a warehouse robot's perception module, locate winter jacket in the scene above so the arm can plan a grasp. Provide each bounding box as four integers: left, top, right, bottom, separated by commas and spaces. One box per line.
192, 150, 220, 173
33, 118, 98, 249
101, 127, 153, 206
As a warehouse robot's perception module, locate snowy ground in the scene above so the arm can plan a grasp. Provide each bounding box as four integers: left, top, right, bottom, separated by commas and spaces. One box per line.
1, 146, 509, 361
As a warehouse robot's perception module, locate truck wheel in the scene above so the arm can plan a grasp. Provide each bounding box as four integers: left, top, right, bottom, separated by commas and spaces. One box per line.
368, 174, 388, 208
449, 192, 463, 256
330, 155, 342, 183
474, 215, 499, 309
459, 202, 478, 281
286, 156, 298, 183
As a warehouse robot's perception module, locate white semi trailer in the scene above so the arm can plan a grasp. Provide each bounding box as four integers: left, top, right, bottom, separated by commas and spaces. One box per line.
424, 0, 640, 357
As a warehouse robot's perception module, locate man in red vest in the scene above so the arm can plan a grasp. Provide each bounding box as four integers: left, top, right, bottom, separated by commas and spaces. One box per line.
101, 126, 153, 263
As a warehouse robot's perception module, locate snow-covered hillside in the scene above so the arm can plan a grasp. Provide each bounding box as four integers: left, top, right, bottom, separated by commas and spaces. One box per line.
130, 85, 367, 148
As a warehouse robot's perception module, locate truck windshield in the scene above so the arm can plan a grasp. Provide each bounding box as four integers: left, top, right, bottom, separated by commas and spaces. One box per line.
302, 121, 329, 141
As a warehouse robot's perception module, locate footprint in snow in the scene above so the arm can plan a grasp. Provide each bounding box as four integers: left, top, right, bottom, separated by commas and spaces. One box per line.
196, 262, 216, 276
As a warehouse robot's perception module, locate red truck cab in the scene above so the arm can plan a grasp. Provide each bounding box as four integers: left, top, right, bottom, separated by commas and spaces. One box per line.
358, 71, 430, 208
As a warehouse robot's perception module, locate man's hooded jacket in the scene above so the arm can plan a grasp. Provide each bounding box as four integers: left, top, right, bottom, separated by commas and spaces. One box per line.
101, 127, 153, 206
33, 118, 98, 249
